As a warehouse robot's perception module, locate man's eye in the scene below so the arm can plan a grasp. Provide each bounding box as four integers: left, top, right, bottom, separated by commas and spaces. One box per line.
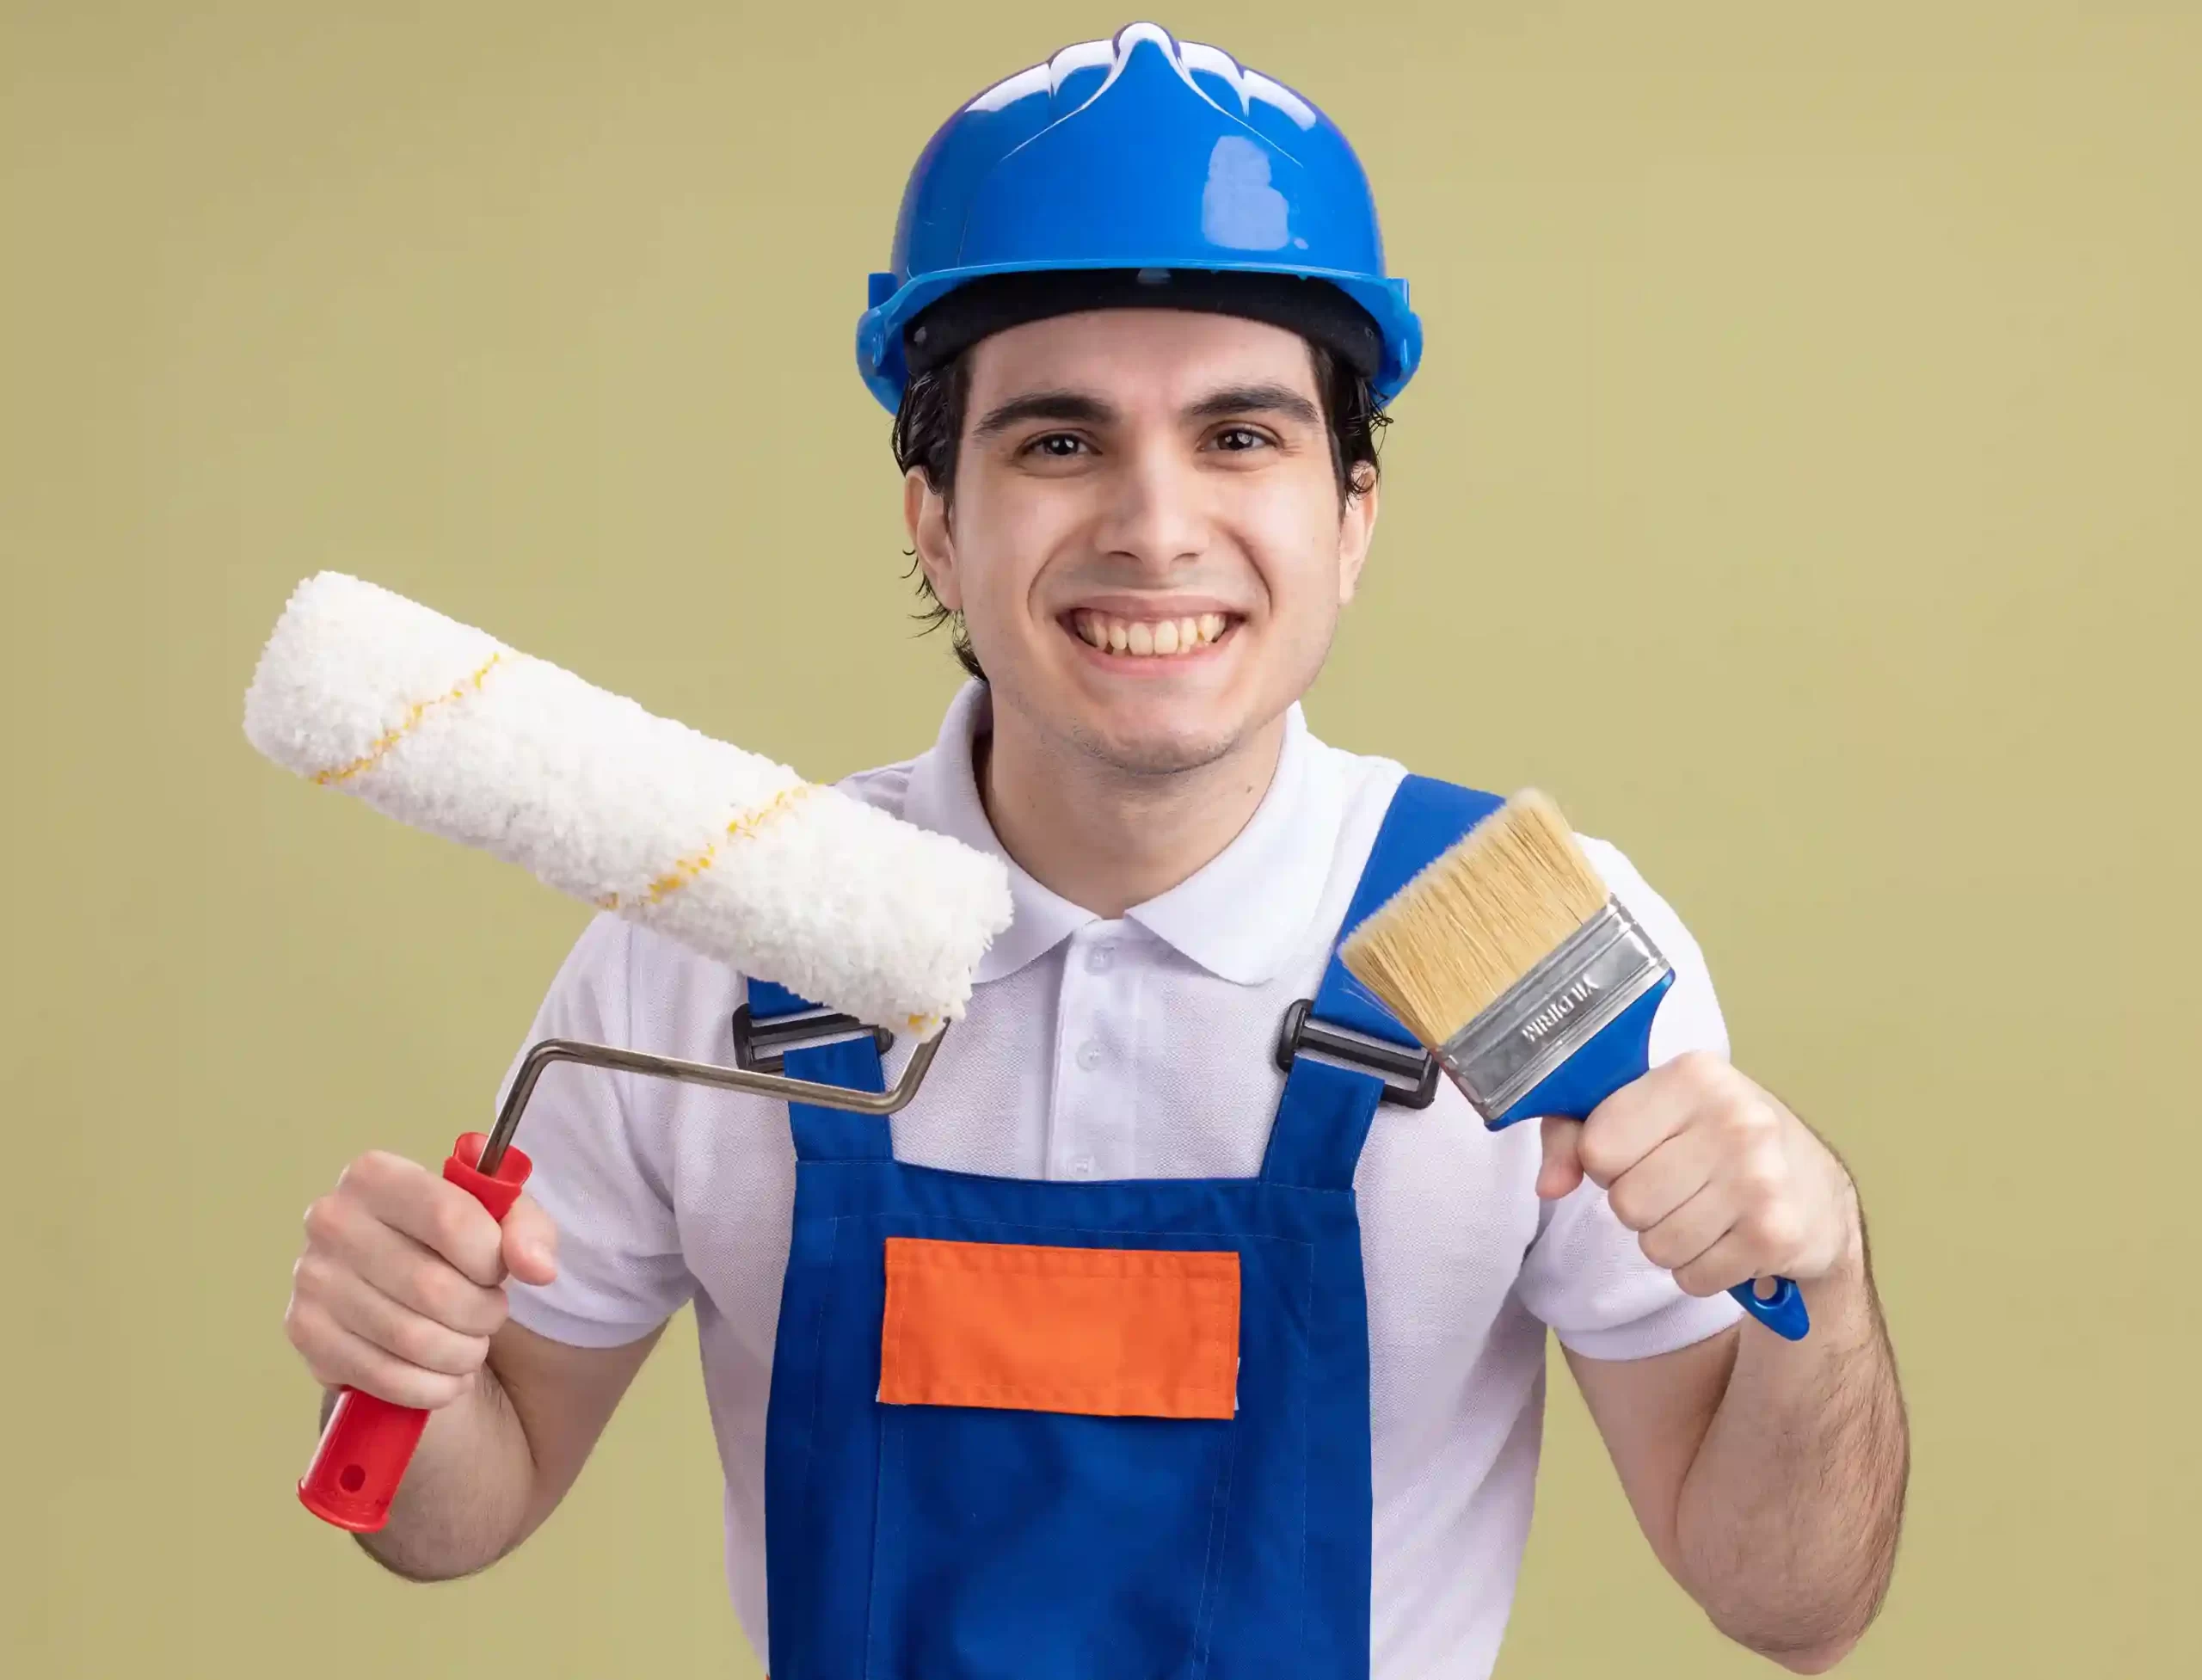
1026, 434, 1088, 458
1213, 428, 1270, 452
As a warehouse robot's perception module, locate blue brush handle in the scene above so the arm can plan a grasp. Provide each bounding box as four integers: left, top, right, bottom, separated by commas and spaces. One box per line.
1490, 975, 1809, 1342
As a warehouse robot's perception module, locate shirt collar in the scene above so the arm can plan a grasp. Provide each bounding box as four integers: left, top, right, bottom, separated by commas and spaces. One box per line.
900, 681, 1346, 987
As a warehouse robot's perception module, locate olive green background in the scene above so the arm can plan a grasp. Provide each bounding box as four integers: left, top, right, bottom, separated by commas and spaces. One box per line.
6, 2, 2195, 1674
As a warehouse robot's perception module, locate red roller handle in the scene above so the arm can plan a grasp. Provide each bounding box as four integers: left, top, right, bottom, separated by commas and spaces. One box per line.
298, 1132, 533, 1532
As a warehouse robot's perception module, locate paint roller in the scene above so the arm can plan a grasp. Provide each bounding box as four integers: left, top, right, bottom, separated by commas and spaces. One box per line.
242, 571, 1014, 1530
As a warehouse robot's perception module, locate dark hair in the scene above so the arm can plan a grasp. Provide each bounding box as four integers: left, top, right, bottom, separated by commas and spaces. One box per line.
892, 340, 1393, 681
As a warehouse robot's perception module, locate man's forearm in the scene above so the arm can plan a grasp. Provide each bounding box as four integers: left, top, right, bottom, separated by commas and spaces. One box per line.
317, 1369, 540, 1583
1674, 1188, 1909, 1671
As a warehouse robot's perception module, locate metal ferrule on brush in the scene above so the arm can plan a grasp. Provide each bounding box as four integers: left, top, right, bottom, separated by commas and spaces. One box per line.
1435, 897, 1673, 1121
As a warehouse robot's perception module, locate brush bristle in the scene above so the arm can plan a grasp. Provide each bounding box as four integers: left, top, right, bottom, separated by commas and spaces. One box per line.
1341, 789, 1611, 1048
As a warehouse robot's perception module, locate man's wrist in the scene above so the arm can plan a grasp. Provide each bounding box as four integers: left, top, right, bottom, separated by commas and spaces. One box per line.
1788, 1175, 1881, 1348
1832, 1174, 1867, 1280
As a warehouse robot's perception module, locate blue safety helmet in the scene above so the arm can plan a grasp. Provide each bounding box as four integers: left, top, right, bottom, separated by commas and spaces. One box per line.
855, 22, 1421, 414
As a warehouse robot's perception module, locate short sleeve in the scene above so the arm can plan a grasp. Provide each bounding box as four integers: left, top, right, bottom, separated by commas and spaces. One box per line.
497, 914, 698, 1348
1513, 838, 1746, 1360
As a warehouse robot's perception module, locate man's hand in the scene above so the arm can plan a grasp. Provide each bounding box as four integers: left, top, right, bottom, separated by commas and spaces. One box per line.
286, 1149, 561, 1409
283, 1149, 622, 1585
1535, 1050, 1859, 1297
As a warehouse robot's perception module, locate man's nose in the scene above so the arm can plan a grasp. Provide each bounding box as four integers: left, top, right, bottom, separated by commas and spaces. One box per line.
1092, 445, 1209, 575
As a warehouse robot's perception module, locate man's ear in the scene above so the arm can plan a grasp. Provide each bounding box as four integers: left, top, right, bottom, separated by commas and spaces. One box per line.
905, 468, 961, 610
1337, 466, 1380, 605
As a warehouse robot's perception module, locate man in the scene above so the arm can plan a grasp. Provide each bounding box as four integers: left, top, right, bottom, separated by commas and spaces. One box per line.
284, 23, 1906, 1678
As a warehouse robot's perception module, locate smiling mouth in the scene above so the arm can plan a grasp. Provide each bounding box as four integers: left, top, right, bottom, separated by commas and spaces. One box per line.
1064, 609, 1238, 659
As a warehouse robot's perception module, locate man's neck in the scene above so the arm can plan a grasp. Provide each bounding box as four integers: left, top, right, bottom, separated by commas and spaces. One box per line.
975, 699, 1288, 920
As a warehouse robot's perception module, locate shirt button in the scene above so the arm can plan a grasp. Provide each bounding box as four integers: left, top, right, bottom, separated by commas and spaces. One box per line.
1076, 1040, 1104, 1071
1071, 1157, 1096, 1177
1086, 944, 1114, 973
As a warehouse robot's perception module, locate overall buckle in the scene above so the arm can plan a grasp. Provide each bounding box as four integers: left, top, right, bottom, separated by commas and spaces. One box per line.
1274, 999, 1440, 1110
729, 1003, 893, 1075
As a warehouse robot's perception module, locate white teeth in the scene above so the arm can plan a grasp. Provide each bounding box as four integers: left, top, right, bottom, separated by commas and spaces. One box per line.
1073, 611, 1233, 658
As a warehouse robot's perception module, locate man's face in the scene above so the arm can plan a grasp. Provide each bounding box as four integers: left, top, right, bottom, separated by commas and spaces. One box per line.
907, 308, 1377, 777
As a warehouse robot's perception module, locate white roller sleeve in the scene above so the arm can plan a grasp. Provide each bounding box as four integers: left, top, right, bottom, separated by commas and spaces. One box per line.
242, 572, 1013, 1037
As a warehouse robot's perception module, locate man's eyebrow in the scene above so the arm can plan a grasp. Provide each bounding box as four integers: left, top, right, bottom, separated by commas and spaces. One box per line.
969, 391, 1119, 443
1184, 384, 1324, 428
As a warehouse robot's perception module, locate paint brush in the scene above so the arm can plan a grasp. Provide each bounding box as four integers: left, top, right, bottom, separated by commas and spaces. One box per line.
1340, 789, 1809, 1340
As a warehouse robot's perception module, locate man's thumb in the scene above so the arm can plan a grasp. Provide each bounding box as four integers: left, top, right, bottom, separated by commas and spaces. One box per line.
500, 1196, 560, 1286
1536, 1117, 1586, 1200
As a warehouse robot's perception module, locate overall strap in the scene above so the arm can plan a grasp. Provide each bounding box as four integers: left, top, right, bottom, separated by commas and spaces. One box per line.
741, 977, 894, 1163
1260, 774, 1505, 1190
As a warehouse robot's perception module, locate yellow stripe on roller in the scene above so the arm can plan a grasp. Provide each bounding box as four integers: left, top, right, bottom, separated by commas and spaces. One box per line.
597, 781, 819, 911
312, 653, 507, 786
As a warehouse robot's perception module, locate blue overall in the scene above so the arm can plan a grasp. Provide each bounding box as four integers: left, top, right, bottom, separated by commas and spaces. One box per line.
754, 775, 1501, 1680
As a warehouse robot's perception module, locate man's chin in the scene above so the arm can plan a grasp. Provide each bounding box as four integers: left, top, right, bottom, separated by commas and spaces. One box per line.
1066, 718, 1244, 778
987, 659, 1269, 778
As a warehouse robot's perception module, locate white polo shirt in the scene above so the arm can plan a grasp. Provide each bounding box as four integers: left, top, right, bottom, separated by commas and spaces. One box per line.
500, 680, 1743, 1679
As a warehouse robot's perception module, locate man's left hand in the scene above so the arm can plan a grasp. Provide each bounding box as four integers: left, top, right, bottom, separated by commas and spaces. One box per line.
1536, 1052, 1860, 1295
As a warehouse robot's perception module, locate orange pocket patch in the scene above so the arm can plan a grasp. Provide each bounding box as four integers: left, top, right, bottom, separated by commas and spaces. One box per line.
878, 1238, 1241, 1421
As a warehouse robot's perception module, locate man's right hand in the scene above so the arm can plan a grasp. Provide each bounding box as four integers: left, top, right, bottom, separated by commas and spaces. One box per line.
285, 1149, 560, 1409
